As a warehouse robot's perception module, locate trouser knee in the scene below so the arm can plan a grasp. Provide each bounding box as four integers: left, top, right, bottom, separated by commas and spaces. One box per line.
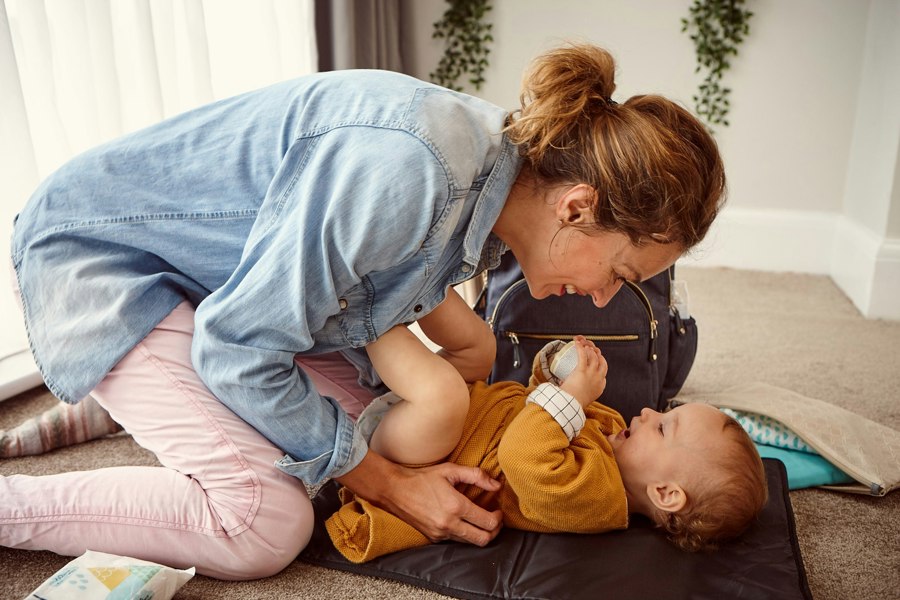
213, 493, 315, 581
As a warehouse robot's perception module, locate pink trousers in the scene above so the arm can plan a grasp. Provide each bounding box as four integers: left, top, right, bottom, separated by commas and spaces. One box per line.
0, 301, 375, 580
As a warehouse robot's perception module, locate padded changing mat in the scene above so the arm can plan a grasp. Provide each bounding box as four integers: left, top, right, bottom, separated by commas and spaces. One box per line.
300, 459, 811, 600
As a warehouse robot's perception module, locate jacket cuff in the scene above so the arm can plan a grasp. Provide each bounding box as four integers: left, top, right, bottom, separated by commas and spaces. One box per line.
275, 399, 369, 485
526, 383, 586, 441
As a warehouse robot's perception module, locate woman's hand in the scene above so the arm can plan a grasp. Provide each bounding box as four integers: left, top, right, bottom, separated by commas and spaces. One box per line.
559, 336, 608, 408
335, 451, 503, 545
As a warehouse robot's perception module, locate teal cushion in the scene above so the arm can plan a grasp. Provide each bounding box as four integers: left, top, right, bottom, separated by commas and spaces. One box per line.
722, 408, 815, 452
755, 444, 854, 490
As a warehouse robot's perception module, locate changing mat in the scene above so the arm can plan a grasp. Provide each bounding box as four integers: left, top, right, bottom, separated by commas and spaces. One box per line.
300, 459, 811, 600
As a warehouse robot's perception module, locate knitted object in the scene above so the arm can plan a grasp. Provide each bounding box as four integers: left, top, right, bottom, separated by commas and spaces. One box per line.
549, 340, 579, 382
0, 395, 122, 457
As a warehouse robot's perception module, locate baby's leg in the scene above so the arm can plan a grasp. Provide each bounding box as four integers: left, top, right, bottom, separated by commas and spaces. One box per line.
364, 325, 469, 465
0, 395, 121, 457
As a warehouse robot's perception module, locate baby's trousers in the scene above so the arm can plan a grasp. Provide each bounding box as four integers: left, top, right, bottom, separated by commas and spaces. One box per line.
0, 301, 375, 580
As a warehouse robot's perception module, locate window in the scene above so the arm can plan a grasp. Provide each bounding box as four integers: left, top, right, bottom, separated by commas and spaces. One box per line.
0, 0, 317, 400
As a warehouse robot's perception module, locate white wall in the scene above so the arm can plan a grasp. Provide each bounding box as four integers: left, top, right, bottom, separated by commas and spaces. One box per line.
832, 0, 900, 318
401, 0, 900, 320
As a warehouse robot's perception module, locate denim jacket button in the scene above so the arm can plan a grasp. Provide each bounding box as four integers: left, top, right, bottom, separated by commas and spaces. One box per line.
338, 298, 348, 310
461, 264, 472, 273
414, 304, 423, 313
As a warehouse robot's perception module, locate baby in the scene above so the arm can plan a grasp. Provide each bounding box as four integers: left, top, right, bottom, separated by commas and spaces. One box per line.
327, 299, 768, 562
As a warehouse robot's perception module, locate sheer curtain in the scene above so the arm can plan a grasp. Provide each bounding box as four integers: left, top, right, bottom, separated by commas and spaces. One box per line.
315, 0, 402, 72
0, 0, 317, 399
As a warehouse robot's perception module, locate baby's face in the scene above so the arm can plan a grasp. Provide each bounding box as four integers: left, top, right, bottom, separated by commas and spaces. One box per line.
607, 403, 729, 487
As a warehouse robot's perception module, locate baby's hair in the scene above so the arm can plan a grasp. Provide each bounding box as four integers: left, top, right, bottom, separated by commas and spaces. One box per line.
659, 416, 769, 552
505, 43, 726, 251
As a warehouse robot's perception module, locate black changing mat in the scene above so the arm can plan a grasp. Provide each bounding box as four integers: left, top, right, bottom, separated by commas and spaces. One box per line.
299, 459, 811, 600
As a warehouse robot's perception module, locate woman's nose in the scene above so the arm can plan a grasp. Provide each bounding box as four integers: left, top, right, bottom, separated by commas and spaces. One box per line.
640, 407, 658, 420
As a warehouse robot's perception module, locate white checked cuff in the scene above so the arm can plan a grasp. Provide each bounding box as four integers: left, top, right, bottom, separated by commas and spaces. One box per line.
526, 383, 586, 441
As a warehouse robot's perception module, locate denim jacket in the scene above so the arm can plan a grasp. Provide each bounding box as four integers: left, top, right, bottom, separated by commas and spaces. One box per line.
11, 70, 522, 484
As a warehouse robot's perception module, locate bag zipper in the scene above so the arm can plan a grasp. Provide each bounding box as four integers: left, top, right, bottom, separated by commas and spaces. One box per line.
667, 266, 687, 335
488, 279, 658, 368
503, 331, 639, 368
623, 280, 659, 361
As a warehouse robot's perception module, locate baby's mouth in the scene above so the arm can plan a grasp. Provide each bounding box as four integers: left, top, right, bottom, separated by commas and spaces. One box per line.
610, 428, 630, 444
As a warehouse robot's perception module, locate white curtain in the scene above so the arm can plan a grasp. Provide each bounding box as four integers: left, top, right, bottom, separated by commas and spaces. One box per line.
0, 0, 317, 399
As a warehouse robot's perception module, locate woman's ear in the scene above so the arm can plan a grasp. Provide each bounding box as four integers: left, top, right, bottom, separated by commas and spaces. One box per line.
555, 184, 596, 225
646, 481, 687, 514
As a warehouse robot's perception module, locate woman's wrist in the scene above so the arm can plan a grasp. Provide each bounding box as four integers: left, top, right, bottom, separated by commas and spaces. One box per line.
334, 450, 400, 506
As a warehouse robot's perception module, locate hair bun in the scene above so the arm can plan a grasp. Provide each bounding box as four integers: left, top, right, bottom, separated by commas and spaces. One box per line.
526, 43, 617, 109
508, 44, 619, 161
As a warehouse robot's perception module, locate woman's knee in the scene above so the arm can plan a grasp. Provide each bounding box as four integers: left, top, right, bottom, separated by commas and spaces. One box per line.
219, 485, 316, 580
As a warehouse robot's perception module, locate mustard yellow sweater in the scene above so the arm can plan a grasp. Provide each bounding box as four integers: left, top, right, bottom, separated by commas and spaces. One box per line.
325, 379, 629, 563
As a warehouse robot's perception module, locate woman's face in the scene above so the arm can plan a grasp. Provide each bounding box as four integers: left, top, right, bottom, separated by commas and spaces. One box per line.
517, 227, 682, 307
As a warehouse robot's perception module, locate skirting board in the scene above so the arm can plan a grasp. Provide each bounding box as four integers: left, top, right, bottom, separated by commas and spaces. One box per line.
679, 207, 900, 321
831, 219, 900, 321
0, 349, 41, 402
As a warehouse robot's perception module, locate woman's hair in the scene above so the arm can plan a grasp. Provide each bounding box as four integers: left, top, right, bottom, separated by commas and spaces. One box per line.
505, 43, 726, 250
658, 416, 769, 552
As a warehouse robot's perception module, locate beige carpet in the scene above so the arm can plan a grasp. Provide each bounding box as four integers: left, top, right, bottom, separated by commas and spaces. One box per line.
2, 267, 898, 599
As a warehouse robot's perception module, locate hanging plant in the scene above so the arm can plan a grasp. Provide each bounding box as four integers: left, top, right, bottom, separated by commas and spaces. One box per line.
430, 0, 493, 91
681, 0, 753, 129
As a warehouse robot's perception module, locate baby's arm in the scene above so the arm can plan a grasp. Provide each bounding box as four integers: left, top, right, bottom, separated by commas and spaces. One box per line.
497, 338, 622, 532
497, 403, 624, 532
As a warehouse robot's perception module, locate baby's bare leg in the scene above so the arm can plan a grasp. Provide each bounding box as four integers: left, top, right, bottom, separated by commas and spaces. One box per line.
364, 326, 469, 465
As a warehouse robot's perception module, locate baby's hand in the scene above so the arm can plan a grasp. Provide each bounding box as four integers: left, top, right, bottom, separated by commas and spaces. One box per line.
559, 336, 608, 408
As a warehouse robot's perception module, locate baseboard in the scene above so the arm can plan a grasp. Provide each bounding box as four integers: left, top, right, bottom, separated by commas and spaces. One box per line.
867, 237, 900, 320
830, 216, 900, 320
0, 349, 42, 402
680, 207, 900, 320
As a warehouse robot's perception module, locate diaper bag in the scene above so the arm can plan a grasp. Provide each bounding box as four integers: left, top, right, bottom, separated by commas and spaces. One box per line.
475, 252, 697, 422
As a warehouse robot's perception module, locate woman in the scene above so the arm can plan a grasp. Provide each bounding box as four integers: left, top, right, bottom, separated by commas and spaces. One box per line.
2, 44, 724, 579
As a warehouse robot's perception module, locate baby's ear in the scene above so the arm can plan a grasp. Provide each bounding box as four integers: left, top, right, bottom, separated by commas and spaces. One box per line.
646, 482, 687, 514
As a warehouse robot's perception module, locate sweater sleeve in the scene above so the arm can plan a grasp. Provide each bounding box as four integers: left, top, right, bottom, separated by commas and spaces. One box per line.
497, 391, 628, 533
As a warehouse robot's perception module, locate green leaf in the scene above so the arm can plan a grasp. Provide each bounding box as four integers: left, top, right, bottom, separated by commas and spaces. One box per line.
431, 0, 494, 90
682, 0, 752, 130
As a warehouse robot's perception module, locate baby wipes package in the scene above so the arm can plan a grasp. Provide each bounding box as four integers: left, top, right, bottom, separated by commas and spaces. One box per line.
26, 550, 195, 600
